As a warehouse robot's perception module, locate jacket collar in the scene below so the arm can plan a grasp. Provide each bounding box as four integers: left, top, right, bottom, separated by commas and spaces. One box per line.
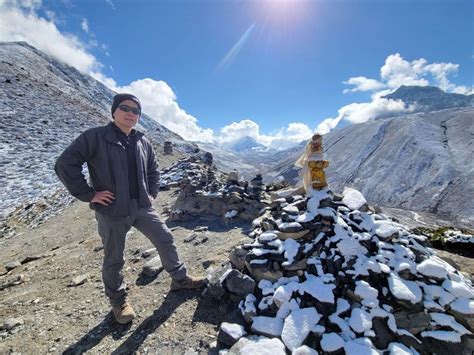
105, 121, 144, 144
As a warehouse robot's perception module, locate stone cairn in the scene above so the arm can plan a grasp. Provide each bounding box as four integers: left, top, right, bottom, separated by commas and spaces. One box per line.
163, 141, 173, 155
209, 135, 474, 354
162, 156, 269, 222
249, 173, 266, 201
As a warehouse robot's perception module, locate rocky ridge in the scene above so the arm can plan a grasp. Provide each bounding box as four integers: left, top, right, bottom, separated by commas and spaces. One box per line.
383, 85, 474, 113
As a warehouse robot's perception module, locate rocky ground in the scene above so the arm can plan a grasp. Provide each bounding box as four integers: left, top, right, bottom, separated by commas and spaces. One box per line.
0, 187, 253, 354
1, 183, 473, 354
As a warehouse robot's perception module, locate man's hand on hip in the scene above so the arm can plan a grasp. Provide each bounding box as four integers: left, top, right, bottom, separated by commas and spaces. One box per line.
91, 191, 115, 206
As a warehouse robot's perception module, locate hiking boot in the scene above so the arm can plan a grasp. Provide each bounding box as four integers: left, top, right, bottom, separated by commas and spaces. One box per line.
112, 302, 136, 324
170, 275, 205, 291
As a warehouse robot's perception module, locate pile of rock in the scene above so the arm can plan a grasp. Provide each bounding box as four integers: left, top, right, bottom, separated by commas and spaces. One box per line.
166, 159, 270, 222
249, 174, 266, 200
215, 187, 474, 354
163, 141, 173, 155
444, 230, 474, 246
159, 156, 215, 190
412, 227, 474, 257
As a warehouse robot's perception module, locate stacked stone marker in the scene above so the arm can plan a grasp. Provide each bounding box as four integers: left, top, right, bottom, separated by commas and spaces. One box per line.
163, 141, 172, 155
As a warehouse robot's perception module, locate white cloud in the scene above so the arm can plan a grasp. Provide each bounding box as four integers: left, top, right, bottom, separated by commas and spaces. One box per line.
321, 53, 473, 134
0, 1, 215, 143
218, 120, 312, 150
220, 120, 260, 141
115, 78, 215, 143
44, 10, 62, 25
343, 76, 385, 93
3, 0, 41, 11
105, 0, 115, 10
344, 53, 472, 95
379, 54, 429, 88
316, 98, 414, 135
81, 18, 89, 33
0, 2, 99, 73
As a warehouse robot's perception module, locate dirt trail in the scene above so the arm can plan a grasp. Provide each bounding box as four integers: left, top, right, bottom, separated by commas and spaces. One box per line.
0, 188, 250, 354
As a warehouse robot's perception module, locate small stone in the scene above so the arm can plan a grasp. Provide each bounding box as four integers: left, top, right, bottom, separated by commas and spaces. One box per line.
5, 261, 21, 271
21, 255, 43, 264
229, 246, 249, 270
229, 336, 286, 354
68, 274, 88, 287
1, 317, 24, 331
282, 205, 300, 215
275, 230, 310, 240
193, 234, 209, 245
194, 226, 208, 232
282, 258, 307, 271
278, 222, 303, 233
206, 265, 232, 299
93, 245, 103, 252
141, 248, 156, 258
245, 261, 284, 282
218, 322, 247, 347
371, 317, 397, 349
202, 259, 215, 269
184, 233, 197, 243
224, 270, 256, 298
142, 256, 163, 276
394, 310, 431, 335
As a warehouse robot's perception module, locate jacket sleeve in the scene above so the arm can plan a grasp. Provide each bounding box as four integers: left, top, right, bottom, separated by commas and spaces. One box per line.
54, 132, 95, 202
146, 140, 160, 198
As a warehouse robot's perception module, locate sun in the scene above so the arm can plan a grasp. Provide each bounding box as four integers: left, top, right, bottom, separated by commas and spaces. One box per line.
257, 0, 309, 24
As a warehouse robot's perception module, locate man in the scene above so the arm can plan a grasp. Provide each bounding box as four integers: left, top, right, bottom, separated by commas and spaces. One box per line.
55, 93, 204, 324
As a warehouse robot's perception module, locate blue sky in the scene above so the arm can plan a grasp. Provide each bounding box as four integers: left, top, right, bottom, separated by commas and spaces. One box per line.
1, 0, 472, 147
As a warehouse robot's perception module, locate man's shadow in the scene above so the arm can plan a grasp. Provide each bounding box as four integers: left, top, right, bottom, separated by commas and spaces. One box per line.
111, 290, 200, 354
62, 290, 197, 355
62, 312, 131, 355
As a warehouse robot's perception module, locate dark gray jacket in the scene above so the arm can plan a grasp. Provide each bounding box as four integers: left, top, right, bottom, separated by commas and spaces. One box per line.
54, 122, 160, 218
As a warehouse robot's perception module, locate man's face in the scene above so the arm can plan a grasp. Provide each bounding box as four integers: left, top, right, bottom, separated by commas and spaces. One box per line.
113, 99, 140, 129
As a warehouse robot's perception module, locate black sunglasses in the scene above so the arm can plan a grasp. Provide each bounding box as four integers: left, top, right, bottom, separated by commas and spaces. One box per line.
118, 104, 140, 115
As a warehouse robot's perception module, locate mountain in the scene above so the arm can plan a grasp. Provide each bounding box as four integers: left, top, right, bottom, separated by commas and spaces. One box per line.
0, 41, 197, 220
197, 141, 271, 181
197, 85, 474, 226
224, 136, 268, 153
269, 107, 474, 227
383, 85, 474, 112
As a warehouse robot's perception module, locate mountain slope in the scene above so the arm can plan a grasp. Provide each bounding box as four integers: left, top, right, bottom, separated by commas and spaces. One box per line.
223, 136, 268, 153
0, 41, 197, 219
270, 107, 474, 227
383, 85, 474, 112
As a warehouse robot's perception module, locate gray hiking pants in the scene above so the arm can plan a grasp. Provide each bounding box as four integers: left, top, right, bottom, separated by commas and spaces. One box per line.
95, 200, 187, 306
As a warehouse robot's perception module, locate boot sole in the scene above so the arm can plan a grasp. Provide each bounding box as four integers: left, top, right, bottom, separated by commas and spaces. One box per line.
114, 314, 135, 324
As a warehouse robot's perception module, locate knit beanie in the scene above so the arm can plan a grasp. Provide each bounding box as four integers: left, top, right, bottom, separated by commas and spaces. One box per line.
111, 93, 141, 117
